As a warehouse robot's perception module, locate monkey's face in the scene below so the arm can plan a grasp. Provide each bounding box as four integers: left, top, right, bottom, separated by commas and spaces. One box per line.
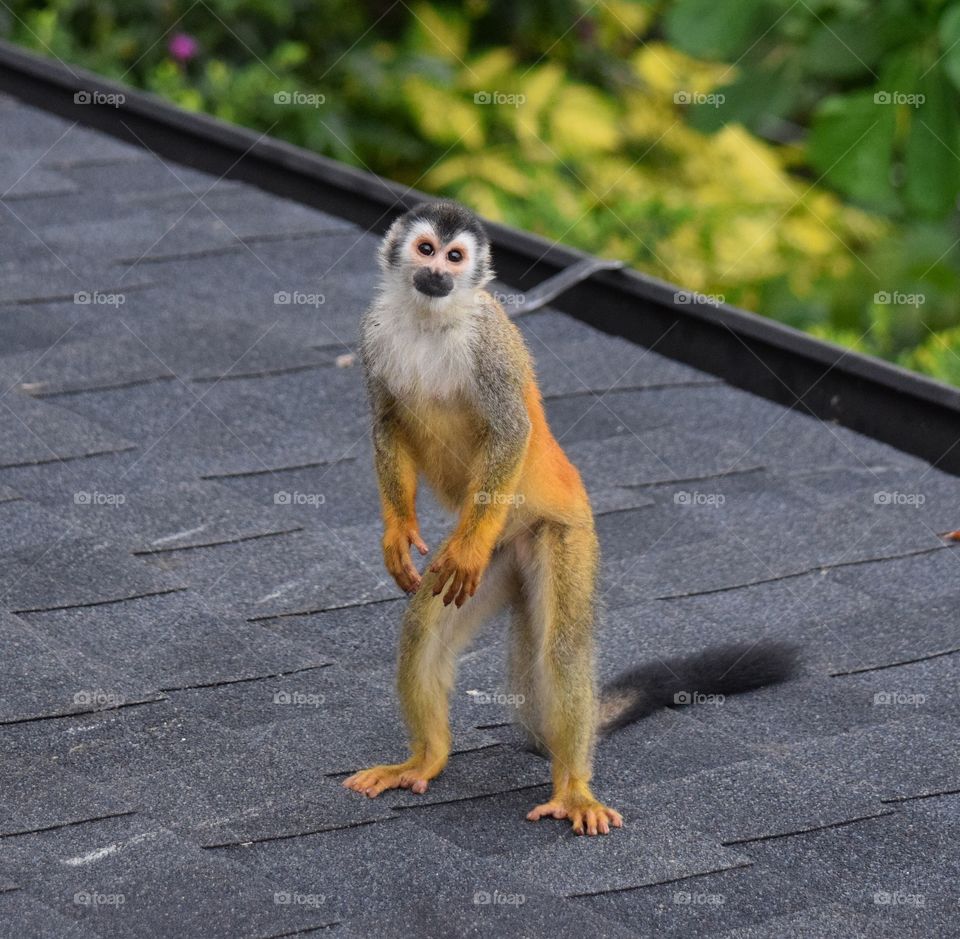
405, 223, 474, 300
378, 202, 494, 313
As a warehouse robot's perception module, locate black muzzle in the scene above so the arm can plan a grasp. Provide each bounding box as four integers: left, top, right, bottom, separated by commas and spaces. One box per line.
413, 268, 454, 298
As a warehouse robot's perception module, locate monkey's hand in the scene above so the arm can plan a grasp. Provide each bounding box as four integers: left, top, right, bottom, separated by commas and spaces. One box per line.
429, 539, 489, 608
382, 524, 429, 594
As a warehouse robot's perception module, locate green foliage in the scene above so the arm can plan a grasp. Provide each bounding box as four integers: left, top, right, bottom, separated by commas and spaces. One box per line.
670, 0, 960, 221
3, 0, 960, 386
904, 325, 960, 385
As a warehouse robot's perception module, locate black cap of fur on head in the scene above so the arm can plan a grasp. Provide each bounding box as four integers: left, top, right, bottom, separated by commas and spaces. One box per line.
379, 200, 493, 287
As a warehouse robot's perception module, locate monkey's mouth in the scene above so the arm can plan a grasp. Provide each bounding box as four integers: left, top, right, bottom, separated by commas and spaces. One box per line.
413, 269, 454, 298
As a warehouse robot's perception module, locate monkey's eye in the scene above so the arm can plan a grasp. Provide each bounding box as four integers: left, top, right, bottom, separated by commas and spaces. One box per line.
447, 249, 463, 263
417, 241, 434, 256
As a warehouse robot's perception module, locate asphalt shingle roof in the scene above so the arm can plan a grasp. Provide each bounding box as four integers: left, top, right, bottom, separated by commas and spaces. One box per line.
1, 89, 959, 938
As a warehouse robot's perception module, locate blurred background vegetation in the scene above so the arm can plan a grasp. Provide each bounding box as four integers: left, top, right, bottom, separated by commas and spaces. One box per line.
4, 0, 960, 384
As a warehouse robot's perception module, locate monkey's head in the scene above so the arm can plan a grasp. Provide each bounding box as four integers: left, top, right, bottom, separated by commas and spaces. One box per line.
377, 201, 493, 311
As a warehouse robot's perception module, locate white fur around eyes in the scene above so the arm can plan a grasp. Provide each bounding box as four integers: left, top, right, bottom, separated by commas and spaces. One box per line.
404, 224, 479, 264
444, 231, 479, 262
404, 219, 436, 249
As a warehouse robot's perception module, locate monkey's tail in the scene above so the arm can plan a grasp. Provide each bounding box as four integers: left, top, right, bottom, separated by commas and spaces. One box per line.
597, 639, 799, 736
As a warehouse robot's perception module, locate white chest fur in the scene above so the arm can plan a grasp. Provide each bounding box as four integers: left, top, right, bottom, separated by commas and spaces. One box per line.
365, 301, 477, 401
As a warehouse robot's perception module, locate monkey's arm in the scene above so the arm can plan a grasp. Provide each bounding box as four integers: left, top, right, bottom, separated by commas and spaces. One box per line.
431, 374, 531, 607
370, 381, 428, 592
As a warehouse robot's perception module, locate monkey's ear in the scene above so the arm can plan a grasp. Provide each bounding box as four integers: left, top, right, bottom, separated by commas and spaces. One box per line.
378, 217, 407, 272
474, 244, 495, 287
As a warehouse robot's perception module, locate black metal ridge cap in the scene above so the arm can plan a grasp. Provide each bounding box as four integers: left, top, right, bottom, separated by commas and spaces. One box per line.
2, 39, 959, 473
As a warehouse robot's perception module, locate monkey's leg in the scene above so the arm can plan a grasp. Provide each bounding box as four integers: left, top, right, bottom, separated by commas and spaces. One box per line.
507, 529, 547, 754
522, 522, 624, 835
508, 598, 546, 754
343, 544, 514, 798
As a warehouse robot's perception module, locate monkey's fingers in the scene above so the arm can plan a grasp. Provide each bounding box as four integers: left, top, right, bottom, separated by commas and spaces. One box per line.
453, 571, 479, 608
387, 564, 409, 593
443, 570, 466, 606
400, 553, 422, 592
410, 532, 429, 555
430, 558, 455, 596
387, 547, 420, 593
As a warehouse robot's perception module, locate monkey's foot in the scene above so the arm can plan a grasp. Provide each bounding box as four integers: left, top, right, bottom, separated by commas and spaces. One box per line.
526, 792, 624, 836
342, 758, 441, 798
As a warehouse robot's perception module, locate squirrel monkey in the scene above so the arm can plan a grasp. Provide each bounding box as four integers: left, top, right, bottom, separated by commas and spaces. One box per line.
344, 201, 797, 835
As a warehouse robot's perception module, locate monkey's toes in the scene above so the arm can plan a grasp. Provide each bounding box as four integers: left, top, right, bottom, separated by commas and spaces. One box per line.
398, 772, 430, 794
527, 798, 623, 836
572, 805, 623, 836
342, 765, 403, 798
526, 800, 568, 822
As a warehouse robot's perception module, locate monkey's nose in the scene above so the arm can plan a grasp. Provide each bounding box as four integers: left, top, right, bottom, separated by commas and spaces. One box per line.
413, 268, 453, 298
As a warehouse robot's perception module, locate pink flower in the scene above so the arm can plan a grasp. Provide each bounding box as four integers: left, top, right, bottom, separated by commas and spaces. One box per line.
168, 33, 199, 63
